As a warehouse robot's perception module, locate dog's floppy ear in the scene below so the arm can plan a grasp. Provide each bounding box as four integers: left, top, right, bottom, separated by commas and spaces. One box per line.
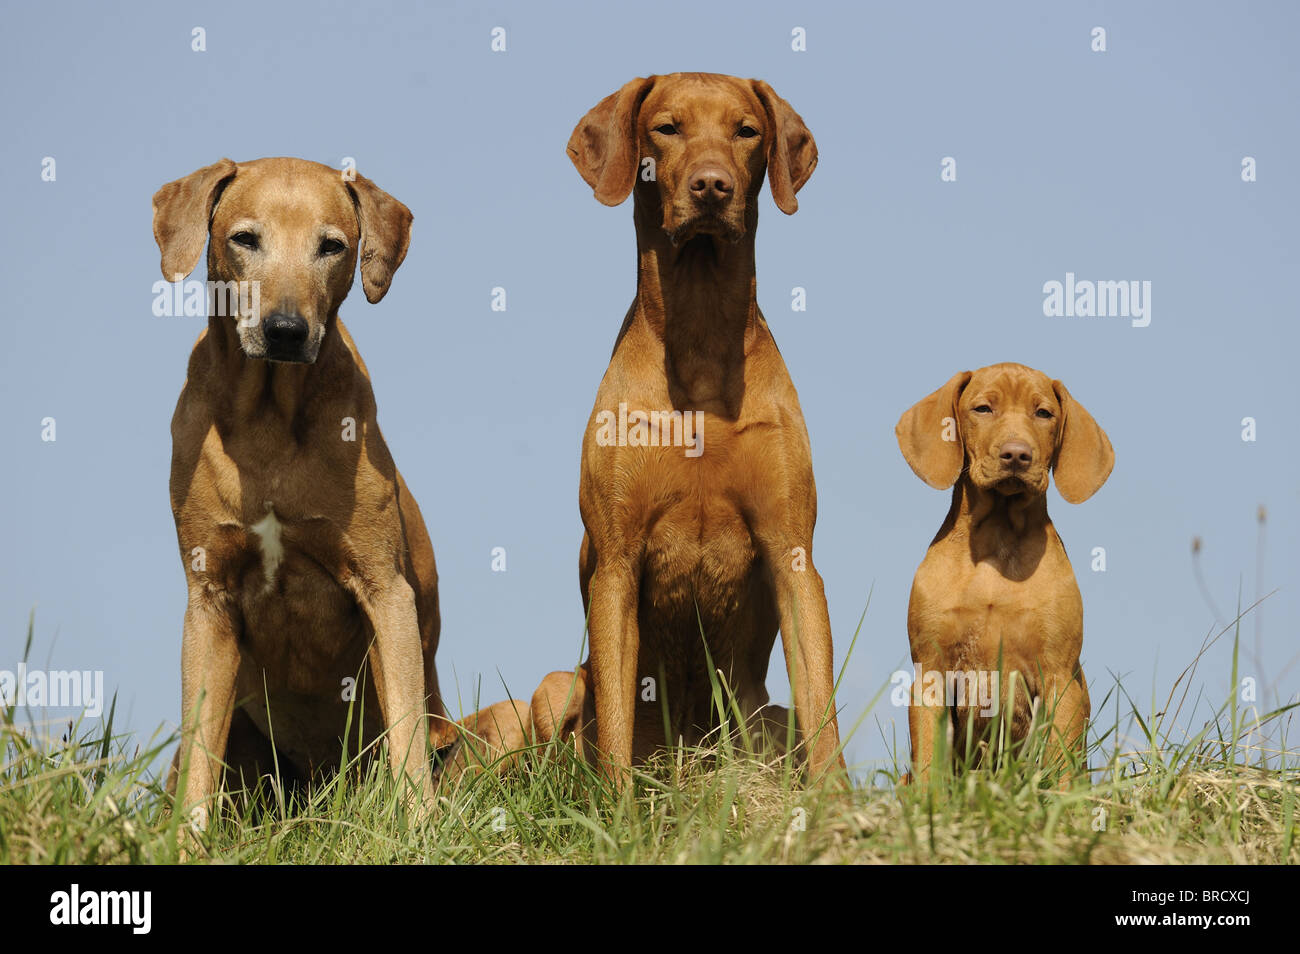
896, 371, 973, 490
1051, 380, 1114, 503
346, 172, 413, 304
567, 76, 656, 206
752, 80, 817, 215
151, 158, 238, 280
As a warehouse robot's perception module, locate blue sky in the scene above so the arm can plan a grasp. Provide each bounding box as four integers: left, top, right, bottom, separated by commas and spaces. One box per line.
1, 0, 1296, 776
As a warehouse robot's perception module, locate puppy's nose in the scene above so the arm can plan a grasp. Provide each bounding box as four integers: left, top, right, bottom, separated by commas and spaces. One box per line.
688, 165, 734, 205
999, 440, 1034, 470
263, 313, 309, 348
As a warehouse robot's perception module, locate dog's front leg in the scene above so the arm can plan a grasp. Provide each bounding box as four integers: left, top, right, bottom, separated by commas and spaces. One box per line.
1043, 669, 1090, 788
905, 687, 945, 787
356, 574, 436, 814
759, 538, 844, 778
175, 588, 241, 831
586, 560, 641, 787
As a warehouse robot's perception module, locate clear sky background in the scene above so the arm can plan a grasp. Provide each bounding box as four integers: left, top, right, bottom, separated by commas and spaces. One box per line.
1, 0, 1296, 777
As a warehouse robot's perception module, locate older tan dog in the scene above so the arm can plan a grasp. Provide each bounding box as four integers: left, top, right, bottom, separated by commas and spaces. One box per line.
154, 157, 453, 823
498, 73, 845, 782
896, 362, 1113, 784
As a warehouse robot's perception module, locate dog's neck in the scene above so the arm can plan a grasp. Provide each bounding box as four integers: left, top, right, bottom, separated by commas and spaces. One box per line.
632, 193, 760, 410
940, 476, 1054, 572
205, 310, 344, 427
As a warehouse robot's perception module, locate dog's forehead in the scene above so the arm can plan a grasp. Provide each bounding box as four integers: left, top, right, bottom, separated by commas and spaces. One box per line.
644, 73, 761, 122
214, 158, 356, 231
966, 364, 1056, 406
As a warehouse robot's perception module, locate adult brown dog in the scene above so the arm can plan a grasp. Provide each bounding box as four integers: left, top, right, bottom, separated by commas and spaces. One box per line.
153, 157, 452, 824
507, 73, 846, 782
896, 362, 1113, 784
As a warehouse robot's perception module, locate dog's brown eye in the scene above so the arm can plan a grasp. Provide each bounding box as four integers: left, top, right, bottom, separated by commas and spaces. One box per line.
318, 238, 346, 256
738, 125, 759, 138
654, 124, 678, 136
230, 232, 259, 251
1035, 408, 1053, 419
974, 405, 992, 414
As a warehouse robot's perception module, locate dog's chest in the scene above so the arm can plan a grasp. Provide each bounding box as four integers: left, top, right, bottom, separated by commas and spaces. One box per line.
235, 557, 366, 692
588, 393, 787, 622
248, 508, 287, 587
913, 544, 1083, 668
235, 501, 322, 588
220, 501, 368, 687
641, 496, 758, 624
195, 431, 351, 595
634, 428, 764, 630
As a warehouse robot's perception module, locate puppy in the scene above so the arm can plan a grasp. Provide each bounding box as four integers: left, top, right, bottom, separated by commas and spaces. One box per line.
896, 362, 1113, 784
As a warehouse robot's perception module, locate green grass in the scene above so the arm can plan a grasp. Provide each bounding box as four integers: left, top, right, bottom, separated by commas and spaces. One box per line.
3, 605, 1295, 865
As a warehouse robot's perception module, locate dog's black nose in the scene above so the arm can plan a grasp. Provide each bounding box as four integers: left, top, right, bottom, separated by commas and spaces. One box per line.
263, 313, 309, 348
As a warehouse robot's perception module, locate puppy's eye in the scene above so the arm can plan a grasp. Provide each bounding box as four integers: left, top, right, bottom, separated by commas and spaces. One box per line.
1035, 408, 1054, 419
230, 232, 259, 251
318, 238, 346, 256
973, 405, 993, 414
737, 125, 760, 139
654, 124, 678, 136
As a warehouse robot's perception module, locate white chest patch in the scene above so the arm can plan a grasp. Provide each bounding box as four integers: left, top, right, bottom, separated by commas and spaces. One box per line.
249, 507, 285, 587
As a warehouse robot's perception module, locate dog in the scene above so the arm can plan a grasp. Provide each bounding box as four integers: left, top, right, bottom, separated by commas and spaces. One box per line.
498, 73, 847, 783
895, 362, 1113, 784
153, 157, 452, 823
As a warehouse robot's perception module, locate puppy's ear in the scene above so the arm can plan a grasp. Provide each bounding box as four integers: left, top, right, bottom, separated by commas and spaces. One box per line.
896, 371, 973, 489
346, 173, 413, 304
567, 76, 656, 206
752, 80, 817, 215
151, 158, 238, 280
1051, 380, 1114, 503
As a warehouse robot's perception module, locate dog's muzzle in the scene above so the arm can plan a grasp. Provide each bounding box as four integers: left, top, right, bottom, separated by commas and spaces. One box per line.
262, 313, 312, 363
